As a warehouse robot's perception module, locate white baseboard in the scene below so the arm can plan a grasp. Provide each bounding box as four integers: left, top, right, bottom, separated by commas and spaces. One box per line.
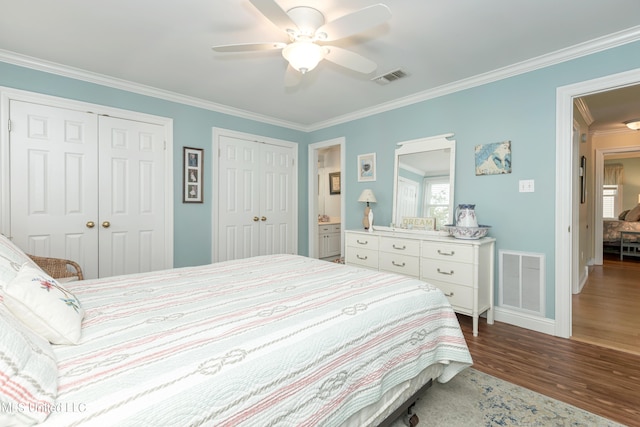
577, 265, 589, 294
493, 307, 556, 336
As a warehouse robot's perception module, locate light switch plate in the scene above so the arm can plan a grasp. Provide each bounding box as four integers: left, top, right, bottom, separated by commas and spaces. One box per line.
519, 179, 535, 192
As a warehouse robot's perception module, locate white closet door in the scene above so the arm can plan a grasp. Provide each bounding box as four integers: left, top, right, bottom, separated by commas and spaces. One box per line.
9, 100, 100, 277
217, 135, 261, 261
98, 116, 166, 277
217, 135, 295, 262
260, 143, 294, 256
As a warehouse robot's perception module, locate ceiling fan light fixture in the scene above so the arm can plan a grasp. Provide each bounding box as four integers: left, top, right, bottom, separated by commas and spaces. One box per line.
623, 119, 640, 130
282, 41, 325, 74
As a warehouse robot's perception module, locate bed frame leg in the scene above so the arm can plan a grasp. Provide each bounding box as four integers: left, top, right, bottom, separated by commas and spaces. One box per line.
403, 401, 419, 426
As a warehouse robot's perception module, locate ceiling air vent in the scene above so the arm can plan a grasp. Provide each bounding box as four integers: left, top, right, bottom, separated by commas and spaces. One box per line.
372, 68, 408, 85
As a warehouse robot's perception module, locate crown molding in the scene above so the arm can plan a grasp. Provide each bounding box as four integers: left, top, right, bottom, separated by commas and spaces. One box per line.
591, 127, 639, 137
2, 24, 640, 133
573, 97, 595, 126
309, 25, 640, 131
0, 49, 308, 132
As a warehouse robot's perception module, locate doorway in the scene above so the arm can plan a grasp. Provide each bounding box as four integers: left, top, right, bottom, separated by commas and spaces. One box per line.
308, 138, 345, 259
556, 68, 640, 339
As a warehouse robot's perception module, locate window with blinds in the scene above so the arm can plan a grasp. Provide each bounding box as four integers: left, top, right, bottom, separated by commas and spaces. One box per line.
603, 185, 620, 218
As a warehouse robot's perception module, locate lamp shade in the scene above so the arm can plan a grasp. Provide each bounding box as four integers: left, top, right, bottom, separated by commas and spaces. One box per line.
282, 41, 325, 74
358, 189, 377, 203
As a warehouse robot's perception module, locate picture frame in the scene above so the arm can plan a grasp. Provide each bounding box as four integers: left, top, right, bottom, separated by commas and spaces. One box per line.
580, 155, 586, 204
357, 153, 376, 182
183, 147, 203, 203
329, 172, 341, 195
475, 141, 512, 176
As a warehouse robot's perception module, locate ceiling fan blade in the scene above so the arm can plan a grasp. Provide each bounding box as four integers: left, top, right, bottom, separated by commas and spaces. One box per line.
324, 46, 377, 74
212, 42, 286, 52
284, 64, 302, 87
316, 4, 391, 41
250, 0, 299, 33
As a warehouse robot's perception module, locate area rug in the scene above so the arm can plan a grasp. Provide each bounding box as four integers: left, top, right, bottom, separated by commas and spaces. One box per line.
390, 368, 624, 427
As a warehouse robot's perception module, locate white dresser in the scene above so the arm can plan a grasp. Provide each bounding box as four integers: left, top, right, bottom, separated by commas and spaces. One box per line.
345, 229, 495, 336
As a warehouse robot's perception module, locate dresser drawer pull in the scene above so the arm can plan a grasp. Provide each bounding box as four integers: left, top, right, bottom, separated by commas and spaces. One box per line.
437, 250, 455, 256
437, 268, 454, 275
444, 291, 454, 297
392, 244, 406, 250
357, 255, 368, 260
392, 261, 406, 267
356, 240, 369, 245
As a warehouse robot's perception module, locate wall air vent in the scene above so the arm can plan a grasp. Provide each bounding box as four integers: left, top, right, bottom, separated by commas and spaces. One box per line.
372, 68, 408, 85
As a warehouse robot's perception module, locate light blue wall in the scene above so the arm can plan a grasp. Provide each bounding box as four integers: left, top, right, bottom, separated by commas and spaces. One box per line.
0, 61, 308, 267
2, 39, 640, 319
307, 40, 640, 319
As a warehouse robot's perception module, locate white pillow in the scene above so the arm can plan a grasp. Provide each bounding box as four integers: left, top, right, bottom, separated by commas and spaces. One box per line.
0, 233, 39, 286
3, 265, 85, 345
0, 304, 58, 426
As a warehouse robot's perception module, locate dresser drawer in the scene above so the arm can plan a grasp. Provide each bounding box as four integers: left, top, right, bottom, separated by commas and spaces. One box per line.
421, 241, 474, 263
380, 236, 420, 257
421, 258, 474, 286
379, 254, 420, 277
345, 247, 379, 269
319, 224, 341, 233
345, 233, 379, 250
434, 282, 473, 311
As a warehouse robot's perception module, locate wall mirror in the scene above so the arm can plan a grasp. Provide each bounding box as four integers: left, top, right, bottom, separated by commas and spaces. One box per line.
391, 133, 456, 230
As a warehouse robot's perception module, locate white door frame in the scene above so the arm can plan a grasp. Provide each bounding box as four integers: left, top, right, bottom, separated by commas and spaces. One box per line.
211, 127, 298, 263
594, 145, 640, 265
555, 68, 640, 338
308, 137, 345, 258
0, 86, 174, 268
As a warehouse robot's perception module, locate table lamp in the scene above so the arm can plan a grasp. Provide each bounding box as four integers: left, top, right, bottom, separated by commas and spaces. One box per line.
358, 189, 377, 232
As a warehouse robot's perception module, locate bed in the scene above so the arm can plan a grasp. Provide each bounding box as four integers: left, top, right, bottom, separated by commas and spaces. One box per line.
1, 234, 472, 427
603, 218, 640, 255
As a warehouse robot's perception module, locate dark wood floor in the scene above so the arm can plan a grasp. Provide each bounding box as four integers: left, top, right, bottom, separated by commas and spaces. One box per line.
458, 315, 640, 426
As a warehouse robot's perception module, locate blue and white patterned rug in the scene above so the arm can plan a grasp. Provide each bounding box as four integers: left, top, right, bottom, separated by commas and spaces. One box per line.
391, 368, 623, 427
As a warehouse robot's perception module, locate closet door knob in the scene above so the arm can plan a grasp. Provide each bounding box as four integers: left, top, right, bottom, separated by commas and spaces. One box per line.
86, 221, 95, 228
253, 216, 259, 222
102, 221, 111, 228
261, 216, 267, 221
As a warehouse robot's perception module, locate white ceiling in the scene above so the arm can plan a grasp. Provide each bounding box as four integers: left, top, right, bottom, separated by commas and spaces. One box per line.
1, 0, 640, 131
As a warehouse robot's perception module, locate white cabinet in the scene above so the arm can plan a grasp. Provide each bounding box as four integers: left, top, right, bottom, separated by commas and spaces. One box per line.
318, 224, 341, 259
345, 229, 495, 336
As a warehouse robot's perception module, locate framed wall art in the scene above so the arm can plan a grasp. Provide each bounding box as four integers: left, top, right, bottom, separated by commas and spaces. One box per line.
475, 141, 512, 176
580, 155, 586, 204
183, 147, 203, 203
329, 172, 341, 195
357, 153, 376, 182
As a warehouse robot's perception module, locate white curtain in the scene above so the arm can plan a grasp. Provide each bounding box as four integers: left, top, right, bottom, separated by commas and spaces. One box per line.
604, 164, 624, 185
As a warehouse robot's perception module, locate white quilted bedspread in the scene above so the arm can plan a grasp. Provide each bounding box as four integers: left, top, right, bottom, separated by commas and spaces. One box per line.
43, 255, 472, 426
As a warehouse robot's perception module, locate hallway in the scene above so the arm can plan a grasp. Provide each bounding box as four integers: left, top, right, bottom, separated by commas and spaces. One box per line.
572, 254, 640, 355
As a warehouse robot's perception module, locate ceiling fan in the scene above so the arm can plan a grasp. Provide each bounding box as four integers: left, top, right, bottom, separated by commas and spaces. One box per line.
212, 0, 391, 86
